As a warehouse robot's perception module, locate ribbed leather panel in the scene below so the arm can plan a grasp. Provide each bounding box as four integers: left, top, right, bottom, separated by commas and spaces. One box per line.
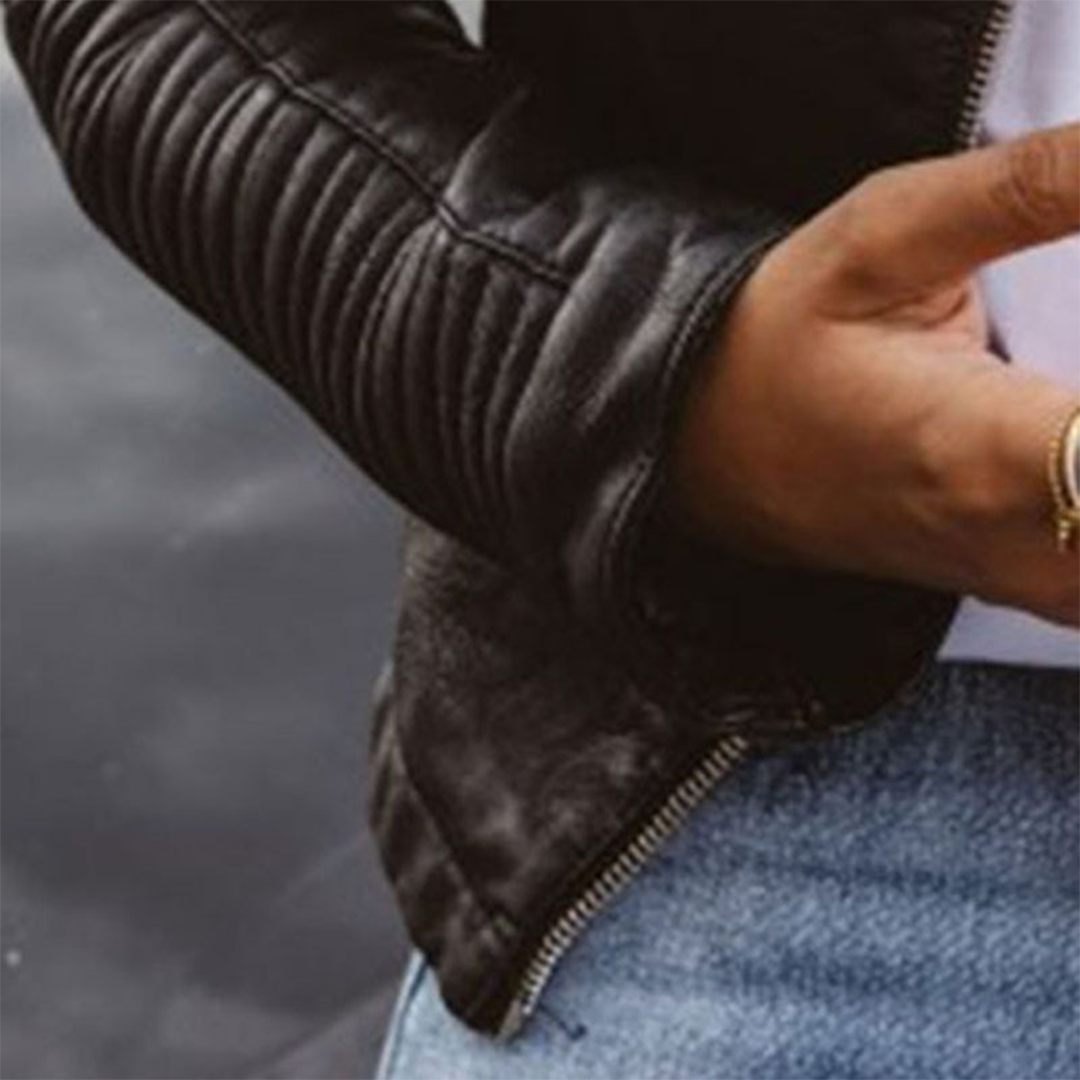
3, 0, 789, 661
4, 0, 964, 1035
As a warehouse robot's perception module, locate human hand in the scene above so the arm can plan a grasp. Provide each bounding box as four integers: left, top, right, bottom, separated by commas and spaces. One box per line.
668, 122, 1080, 626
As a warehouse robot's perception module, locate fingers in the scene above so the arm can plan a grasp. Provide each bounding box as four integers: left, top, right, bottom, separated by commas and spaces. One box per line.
816, 121, 1080, 308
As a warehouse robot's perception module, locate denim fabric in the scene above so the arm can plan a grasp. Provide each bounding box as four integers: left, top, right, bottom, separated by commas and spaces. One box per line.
374, 662, 1079, 1080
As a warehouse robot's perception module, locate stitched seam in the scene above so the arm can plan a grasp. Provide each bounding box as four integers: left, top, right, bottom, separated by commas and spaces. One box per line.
310, 159, 401, 426
343, 208, 431, 472
387, 218, 447, 510
189, 0, 571, 290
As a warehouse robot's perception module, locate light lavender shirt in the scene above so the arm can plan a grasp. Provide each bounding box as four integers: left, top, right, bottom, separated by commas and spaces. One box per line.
938, 0, 1080, 668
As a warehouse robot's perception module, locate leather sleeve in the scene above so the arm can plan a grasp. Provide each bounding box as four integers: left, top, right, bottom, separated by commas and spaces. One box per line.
2, 1, 795, 712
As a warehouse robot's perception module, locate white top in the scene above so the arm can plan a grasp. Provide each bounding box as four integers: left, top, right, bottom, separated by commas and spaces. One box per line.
937, 0, 1080, 668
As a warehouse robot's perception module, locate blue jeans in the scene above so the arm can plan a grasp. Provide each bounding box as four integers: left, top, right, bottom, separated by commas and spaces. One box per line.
375, 662, 1079, 1080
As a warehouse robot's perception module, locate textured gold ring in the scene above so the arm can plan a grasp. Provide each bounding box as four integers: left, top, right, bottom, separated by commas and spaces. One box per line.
1047, 403, 1080, 554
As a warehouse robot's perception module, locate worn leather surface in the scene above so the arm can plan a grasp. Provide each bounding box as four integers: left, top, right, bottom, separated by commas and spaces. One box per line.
4, 0, 988, 1035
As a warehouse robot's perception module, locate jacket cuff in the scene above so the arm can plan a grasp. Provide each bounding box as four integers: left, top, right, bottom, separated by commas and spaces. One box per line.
568, 217, 805, 726
580, 214, 958, 741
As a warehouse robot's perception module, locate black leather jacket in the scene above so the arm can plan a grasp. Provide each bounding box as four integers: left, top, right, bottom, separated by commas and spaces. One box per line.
5, 0, 1006, 1039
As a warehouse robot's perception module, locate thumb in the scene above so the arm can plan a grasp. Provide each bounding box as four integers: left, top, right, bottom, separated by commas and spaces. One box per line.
824, 121, 1079, 306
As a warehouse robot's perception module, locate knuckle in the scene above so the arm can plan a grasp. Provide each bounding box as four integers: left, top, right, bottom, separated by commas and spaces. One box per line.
991, 135, 1071, 238
826, 170, 902, 286
840, 170, 896, 240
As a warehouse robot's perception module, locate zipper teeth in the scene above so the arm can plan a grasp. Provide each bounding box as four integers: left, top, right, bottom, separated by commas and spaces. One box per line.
954, 0, 1013, 150
498, 1, 1017, 1043
497, 732, 751, 1038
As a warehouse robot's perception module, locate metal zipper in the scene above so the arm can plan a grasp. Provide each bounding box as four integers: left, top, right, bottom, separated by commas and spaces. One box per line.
954, 0, 1014, 150
495, 0, 1017, 1043
496, 731, 752, 1039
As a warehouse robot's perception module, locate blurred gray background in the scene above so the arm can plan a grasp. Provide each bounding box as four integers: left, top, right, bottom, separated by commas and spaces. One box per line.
1, 2, 480, 1076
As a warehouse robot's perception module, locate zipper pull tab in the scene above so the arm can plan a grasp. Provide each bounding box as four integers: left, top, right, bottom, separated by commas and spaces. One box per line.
496, 997, 527, 1042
